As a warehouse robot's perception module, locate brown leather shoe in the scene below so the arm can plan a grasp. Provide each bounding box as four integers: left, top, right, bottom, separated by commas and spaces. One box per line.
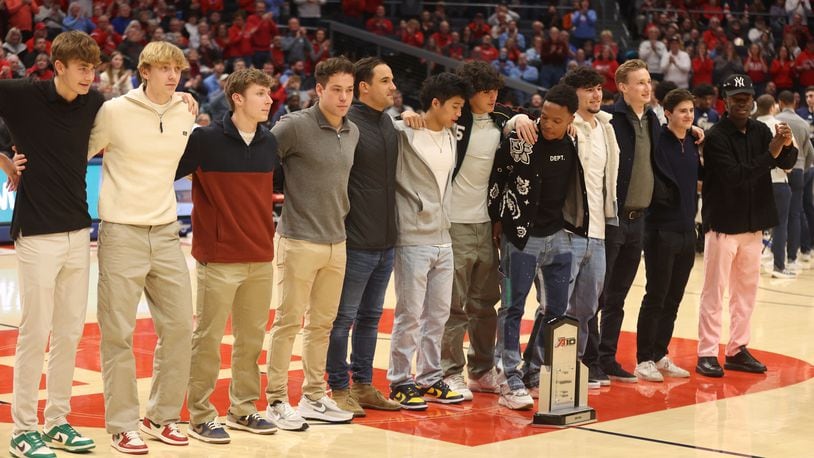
351, 383, 402, 411
332, 388, 366, 417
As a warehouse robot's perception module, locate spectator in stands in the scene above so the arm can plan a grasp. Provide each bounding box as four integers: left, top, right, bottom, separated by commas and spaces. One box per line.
206, 73, 231, 120
432, 21, 453, 50
539, 28, 569, 89
309, 28, 331, 69
504, 37, 522, 63
35, 0, 66, 38
63, 2, 96, 33
268, 34, 286, 69
224, 12, 252, 62
796, 85, 814, 124
22, 37, 47, 68
492, 48, 516, 78
488, 3, 520, 27
444, 31, 467, 60
419, 10, 437, 38
594, 30, 618, 60
542, 4, 563, 30
526, 92, 543, 115
571, 0, 597, 48
24, 23, 50, 54
781, 32, 801, 59
203, 59, 226, 99
270, 90, 300, 127
713, 42, 744, 85
702, 17, 725, 52
100, 51, 134, 98
691, 41, 714, 87
511, 53, 539, 105
247, 1, 278, 69
3, 27, 27, 60
744, 44, 769, 94
366, 5, 393, 36
498, 20, 525, 51
593, 45, 619, 93
385, 89, 412, 119
118, 21, 146, 70
693, 84, 720, 130
293, 0, 326, 29
639, 26, 666, 81
91, 15, 122, 56
784, 12, 812, 46
467, 13, 491, 42
198, 34, 223, 70
25, 52, 52, 81
2, 54, 25, 79
479, 35, 499, 63
660, 36, 691, 89
282, 17, 310, 64
795, 40, 814, 92
111, 3, 133, 35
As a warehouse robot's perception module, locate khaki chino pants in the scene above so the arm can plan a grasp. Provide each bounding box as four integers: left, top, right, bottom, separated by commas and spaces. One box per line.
187, 261, 273, 425
97, 221, 193, 434
12, 228, 90, 433
265, 237, 345, 403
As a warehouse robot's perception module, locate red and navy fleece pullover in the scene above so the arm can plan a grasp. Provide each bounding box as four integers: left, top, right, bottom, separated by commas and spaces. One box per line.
175, 114, 279, 263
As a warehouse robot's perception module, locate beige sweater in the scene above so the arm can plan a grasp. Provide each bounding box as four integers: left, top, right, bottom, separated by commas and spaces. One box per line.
88, 86, 195, 225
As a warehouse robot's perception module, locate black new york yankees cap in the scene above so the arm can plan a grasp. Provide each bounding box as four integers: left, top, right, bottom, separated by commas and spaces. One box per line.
721, 74, 755, 97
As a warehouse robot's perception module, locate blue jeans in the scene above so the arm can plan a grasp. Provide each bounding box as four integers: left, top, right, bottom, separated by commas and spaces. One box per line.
495, 230, 573, 391
772, 182, 791, 271
567, 236, 606, 360
788, 169, 804, 262
326, 248, 394, 390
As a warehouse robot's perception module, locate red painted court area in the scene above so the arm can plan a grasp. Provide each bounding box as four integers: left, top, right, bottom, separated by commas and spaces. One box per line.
0, 314, 811, 447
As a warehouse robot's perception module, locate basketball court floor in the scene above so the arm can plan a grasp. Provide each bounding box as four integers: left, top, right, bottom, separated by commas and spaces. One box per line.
0, 239, 810, 457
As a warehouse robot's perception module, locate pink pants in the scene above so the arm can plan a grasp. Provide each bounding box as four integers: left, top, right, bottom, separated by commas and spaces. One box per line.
697, 231, 762, 358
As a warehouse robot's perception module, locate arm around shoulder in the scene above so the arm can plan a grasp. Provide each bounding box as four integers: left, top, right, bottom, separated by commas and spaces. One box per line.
87, 101, 112, 159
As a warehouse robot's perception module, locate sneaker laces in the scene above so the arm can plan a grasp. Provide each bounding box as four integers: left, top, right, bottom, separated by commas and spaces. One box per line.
165, 423, 182, 437
276, 402, 298, 419
246, 413, 265, 424
402, 384, 423, 398
121, 431, 144, 445
20, 432, 47, 449
446, 374, 466, 389
204, 420, 224, 431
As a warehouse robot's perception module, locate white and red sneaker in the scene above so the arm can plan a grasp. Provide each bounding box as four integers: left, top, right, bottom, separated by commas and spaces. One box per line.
111, 431, 148, 455
138, 418, 188, 446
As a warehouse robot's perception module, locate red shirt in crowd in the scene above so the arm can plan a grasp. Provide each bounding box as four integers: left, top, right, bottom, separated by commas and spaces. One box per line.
225, 24, 252, 58
200, 0, 224, 14
795, 50, 814, 87
744, 56, 768, 84
692, 55, 714, 86
246, 13, 279, 52
593, 57, 619, 93
366, 17, 393, 36
770, 58, 796, 90
400, 29, 424, 48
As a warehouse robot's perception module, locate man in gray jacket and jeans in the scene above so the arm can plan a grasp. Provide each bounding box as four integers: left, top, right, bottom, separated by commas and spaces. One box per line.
387, 72, 471, 410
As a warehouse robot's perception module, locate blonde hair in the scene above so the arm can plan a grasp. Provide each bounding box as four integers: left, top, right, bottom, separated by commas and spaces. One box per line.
615, 59, 648, 86
137, 41, 189, 74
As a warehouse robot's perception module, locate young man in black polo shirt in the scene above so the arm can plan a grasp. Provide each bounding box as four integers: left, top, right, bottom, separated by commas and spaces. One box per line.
697, 74, 796, 377
0, 31, 101, 458
488, 84, 583, 410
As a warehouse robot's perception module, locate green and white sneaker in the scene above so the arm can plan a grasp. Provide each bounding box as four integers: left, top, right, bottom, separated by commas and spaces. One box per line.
42, 424, 95, 452
9, 431, 56, 458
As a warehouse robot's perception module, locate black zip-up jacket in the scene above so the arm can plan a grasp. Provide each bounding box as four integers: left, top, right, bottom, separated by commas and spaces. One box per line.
604, 99, 663, 213
647, 126, 702, 232
702, 115, 797, 234
454, 103, 517, 180
345, 101, 399, 250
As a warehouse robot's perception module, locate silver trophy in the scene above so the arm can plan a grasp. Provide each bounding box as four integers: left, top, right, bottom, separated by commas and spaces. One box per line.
532, 316, 596, 427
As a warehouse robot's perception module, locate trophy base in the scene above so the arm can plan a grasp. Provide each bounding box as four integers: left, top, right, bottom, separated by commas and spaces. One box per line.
531, 407, 596, 428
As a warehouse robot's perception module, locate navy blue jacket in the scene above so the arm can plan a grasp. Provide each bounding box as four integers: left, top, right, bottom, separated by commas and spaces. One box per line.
603, 99, 663, 213
646, 126, 702, 232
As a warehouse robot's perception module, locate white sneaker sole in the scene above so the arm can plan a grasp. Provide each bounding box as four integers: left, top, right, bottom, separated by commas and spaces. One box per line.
110, 443, 149, 455
296, 408, 353, 424
265, 412, 309, 432
634, 372, 664, 382
44, 438, 95, 452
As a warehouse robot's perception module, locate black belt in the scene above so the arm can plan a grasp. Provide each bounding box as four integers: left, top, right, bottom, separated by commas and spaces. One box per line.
623, 209, 644, 220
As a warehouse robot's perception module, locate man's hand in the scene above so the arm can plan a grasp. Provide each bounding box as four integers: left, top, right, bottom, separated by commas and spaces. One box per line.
513, 114, 538, 144
492, 221, 502, 249
769, 122, 793, 157
178, 92, 199, 115
12, 150, 26, 174
690, 125, 705, 145
401, 110, 426, 129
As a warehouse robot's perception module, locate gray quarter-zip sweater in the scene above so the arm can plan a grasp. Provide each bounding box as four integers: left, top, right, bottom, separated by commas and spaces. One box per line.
271, 102, 359, 244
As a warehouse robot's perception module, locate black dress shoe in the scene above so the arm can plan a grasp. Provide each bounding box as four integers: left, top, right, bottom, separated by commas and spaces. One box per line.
724, 346, 767, 373
696, 357, 724, 377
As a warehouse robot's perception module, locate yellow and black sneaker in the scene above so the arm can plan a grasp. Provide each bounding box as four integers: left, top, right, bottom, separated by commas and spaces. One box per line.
419, 380, 465, 404
389, 384, 428, 410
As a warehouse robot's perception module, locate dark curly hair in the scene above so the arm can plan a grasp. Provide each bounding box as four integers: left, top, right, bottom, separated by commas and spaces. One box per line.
544, 84, 579, 114
561, 66, 604, 89
456, 61, 504, 93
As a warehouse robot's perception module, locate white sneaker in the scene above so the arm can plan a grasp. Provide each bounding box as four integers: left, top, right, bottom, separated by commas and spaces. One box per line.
801, 252, 811, 262
443, 374, 473, 401
787, 260, 802, 272
527, 386, 539, 399
467, 369, 500, 393
655, 356, 690, 378
498, 384, 534, 410
266, 402, 309, 431
297, 395, 353, 423
587, 380, 601, 390
634, 361, 664, 382
772, 268, 797, 279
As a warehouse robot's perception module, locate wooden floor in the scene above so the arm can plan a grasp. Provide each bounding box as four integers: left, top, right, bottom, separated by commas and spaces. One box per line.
0, 240, 811, 457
